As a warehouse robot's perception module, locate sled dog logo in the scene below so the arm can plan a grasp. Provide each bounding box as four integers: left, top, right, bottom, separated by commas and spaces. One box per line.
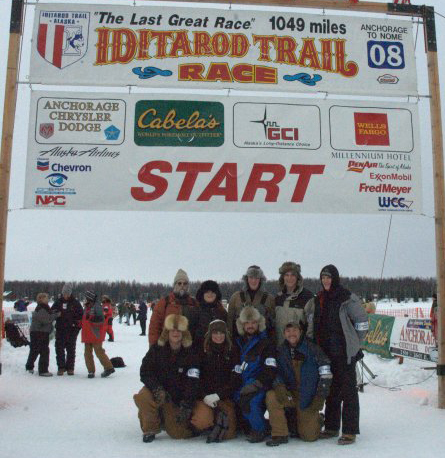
39, 123, 54, 139
37, 11, 90, 69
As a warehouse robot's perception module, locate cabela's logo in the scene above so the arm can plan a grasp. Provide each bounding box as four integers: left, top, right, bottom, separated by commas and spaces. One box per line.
37, 11, 90, 69
134, 100, 224, 147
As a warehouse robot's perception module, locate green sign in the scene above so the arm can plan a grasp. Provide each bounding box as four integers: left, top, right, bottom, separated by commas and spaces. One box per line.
362, 314, 395, 359
134, 100, 224, 147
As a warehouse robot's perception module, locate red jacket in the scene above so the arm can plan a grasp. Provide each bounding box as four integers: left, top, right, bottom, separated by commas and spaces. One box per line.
81, 303, 107, 344
148, 292, 198, 345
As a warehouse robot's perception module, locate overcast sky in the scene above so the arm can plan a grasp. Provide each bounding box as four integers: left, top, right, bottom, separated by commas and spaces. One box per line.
1, 0, 444, 285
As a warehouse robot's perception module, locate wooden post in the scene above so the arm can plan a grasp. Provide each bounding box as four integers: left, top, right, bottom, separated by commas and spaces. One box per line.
0, 0, 24, 374
423, 6, 445, 409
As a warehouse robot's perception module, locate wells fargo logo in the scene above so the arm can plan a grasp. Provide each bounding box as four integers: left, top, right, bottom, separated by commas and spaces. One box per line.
134, 100, 224, 147
94, 29, 358, 83
354, 112, 390, 146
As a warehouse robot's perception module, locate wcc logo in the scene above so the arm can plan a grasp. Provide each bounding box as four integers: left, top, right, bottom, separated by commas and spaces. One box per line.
37, 11, 90, 69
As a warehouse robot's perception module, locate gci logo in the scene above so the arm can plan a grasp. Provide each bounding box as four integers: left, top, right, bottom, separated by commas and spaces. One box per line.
35, 195, 66, 206
378, 197, 412, 209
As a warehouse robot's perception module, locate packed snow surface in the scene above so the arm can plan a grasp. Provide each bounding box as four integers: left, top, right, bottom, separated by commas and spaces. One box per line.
1, 302, 444, 458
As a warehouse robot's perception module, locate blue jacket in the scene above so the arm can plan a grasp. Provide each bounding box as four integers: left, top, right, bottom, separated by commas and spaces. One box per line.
236, 330, 277, 390
276, 337, 330, 409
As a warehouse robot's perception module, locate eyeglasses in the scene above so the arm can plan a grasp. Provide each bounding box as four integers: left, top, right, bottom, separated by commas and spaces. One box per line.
176, 282, 188, 286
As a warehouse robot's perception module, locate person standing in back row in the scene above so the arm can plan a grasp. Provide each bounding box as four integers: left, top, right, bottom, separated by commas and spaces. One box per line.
138, 300, 148, 336
227, 265, 275, 342
274, 262, 314, 346
305, 265, 369, 446
51, 282, 83, 376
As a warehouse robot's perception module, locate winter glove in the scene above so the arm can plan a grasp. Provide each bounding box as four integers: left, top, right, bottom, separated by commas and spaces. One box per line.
206, 409, 229, 443
316, 374, 333, 400
176, 401, 193, 424
152, 386, 167, 406
274, 384, 292, 406
240, 380, 263, 396
203, 393, 220, 408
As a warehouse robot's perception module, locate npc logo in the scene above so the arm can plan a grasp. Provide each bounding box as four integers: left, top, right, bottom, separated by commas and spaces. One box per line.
37, 11, 90, 69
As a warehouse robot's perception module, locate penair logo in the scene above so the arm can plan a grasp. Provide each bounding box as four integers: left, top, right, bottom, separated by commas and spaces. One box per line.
347, 160, 379, 173
251, 107, 299, 142
37, 11, 90, 69
39, 123, 54, 139
35, 195, 66, 206
354, 112, 390, 147
134, 100, 224, 147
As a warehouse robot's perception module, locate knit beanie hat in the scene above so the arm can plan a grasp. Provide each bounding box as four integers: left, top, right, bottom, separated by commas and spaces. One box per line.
320, 264, 340, 289
173, 269, 189, 285
196, 280, 222, 303
85, 291, 97, 303
279, 262, 302, 287
62, 282, 73, 296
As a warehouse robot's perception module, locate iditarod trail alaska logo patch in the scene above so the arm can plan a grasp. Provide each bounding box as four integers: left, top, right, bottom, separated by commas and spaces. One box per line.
37, 10, 90, 69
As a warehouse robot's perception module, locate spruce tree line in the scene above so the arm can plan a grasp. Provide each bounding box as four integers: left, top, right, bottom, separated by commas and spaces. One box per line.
4, 276, 436, 304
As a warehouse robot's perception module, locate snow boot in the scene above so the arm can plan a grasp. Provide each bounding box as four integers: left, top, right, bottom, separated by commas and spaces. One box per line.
247, 431, 266, 443
266, 436, 288, 447
26, 369, 34, 374
101, 368, 115, 378
143, 433, 155, 443
88, 372, 95, 379
67, 370, 74, 376
320, 429, 339, 439
57, 369, 65, 376
39, 372, 53, 377
338, 434, 356, 445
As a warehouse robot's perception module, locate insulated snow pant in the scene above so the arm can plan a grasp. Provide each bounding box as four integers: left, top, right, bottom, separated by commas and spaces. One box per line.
236, 390, 267, 433
55, 327, 80, 371
266, 389, 322, 441
324, 356, 360, 435
26, 331, 50, 374
84, 343, 113, 374
190, 399, 237, 440
107, 318, 114, 341
139, 319, 147, 335
134, 387, 199, 439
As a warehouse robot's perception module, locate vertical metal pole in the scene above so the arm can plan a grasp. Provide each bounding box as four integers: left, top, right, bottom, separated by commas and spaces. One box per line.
0, 0, 24, 374
423, 6, 445, 408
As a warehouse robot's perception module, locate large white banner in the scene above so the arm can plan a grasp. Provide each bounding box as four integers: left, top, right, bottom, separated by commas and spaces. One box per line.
29, 4, 417, 96
24, 92, 421, 214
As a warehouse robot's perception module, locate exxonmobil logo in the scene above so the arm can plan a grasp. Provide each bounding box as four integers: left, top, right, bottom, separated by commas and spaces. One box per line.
35, 195, 66, 206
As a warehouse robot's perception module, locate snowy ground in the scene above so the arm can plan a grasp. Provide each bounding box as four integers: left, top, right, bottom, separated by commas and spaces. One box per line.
1, 304, 445, 458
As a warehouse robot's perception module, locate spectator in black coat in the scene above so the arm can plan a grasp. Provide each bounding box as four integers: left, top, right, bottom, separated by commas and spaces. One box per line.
50, 282, 83, 376
137, 300, 148, 336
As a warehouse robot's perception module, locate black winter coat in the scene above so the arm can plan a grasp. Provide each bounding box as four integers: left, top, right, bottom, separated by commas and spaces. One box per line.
191, 301, 227, 350
199, 343, 241, 400
140, 343, 200, 405
51, 296, 83, 331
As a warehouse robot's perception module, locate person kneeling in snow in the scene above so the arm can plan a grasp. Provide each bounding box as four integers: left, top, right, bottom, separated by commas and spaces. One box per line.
234, 306, 277, 443
191, 319, 240, 443
265, 321, 332, 446
81, 291, 115, 379
134, 314, 202, 443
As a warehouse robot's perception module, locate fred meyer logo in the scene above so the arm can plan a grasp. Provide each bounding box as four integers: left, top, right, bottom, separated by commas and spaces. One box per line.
134, 100, 224, 147
354, 112, 389, 147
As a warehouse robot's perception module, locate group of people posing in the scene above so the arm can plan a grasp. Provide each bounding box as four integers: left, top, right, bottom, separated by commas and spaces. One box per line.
25, 284, 116, 379
134, 263, 369, 446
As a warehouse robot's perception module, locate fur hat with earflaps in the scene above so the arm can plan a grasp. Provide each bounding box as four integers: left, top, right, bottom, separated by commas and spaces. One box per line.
278, 262, 302, 287
236, 306, 266, 336
158, 314, 192, 348
203, 319, 232, 355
